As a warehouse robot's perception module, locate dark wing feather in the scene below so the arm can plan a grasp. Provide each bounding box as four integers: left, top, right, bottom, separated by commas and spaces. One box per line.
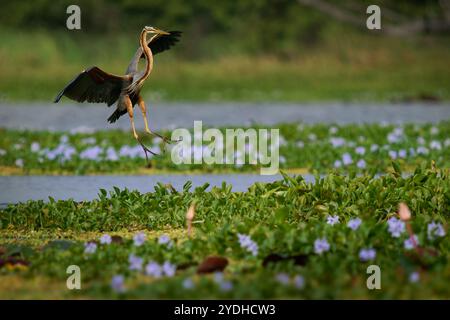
140, 31, 182, 58
54, 67, 129, 106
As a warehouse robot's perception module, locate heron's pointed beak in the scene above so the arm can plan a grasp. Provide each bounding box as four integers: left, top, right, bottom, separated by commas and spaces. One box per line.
157, 29, 170, 35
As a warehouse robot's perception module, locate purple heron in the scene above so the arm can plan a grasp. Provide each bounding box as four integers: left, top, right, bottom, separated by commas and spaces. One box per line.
54, 26, 182, 159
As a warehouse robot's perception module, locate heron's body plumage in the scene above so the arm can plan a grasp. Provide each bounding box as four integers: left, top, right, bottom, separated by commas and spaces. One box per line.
54, 28, 181, 122
54, 27, 181, 159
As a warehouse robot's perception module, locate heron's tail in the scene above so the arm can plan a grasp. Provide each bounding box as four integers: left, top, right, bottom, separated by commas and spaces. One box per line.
107, 109, 127, 123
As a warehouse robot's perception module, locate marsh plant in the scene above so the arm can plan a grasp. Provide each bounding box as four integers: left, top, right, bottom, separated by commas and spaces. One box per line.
0, 121, 448, 175
171, 121, 280, 175
0, 166, 448, 299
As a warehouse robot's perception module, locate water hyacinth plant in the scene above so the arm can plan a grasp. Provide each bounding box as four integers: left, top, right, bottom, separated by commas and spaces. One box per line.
359, 248, 376, 262
100, 234, 112, 245
314, 238, 330, 255
0, 121, 449, 174
347, 218, 362, 231
133, 232, 146, 247
387, 217, 405, 238
128, 254, 144, 271
0, 157, 449, 299
238, 234, 259, 256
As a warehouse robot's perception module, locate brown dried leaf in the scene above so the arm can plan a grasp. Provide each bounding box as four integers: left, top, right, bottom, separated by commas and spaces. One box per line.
111, 235, 123, 244
197, 256, 228, 274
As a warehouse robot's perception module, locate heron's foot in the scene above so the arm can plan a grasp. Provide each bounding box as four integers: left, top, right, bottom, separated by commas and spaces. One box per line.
135, 137, 158, 163
146, 129, 181, 144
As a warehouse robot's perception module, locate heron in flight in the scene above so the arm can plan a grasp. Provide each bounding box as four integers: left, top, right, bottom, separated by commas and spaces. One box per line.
54, 26, 182, 159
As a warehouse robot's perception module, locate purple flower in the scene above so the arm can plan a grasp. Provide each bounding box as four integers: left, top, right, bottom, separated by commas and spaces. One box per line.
133, 232, 146, 246
145, 261, 162, 278
111, 275, 126, 293
359, 248, 376, 262
387, 128, 403, 143
182, 278, 195, 289
334, 160, 342, 168
162, 261, 176, 277
128, 254, 143, 271
119, 145, 148, 159
31, 142, 40, 152
99, 234, 112, 245
417, 146, 429, 155
293, 275, 305, 289
106, 147, 118, 161
326, 215, 339, 225
43, 142, 77, 163
370, 144, 379, 152
275, 273, 290, 285
427, 221, 446, 240
80, 146, 102, 160
398, 149, 407, 158
357, 159, 366, 169
238, 233, 259, 256
347, 218, 362, 231
404, 235, 419, 250
158, 234, 173, 247
84, 242, 97, 254
219, 281, 233, 292
330, 137, 345, 148
60, 135, 69, 144
355, 146, 366, 155
213, 272, 224, 283
119, 145, 131, 157
409, 272, 420, 283
45, 149, 57, 160
61, 146, 76, 162
387, 217, 405, 238
314, 238, 330, 255
430, 140, 441, 150
15, 159, 24, 168
388, 150, 398, 160
211, 271, 233, 291
342, 153, 352, 165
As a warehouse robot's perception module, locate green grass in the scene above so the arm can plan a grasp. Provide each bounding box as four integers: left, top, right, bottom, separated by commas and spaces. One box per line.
0, 167, 449, 299
0, 122, 449, 175
0, 29, 449, 102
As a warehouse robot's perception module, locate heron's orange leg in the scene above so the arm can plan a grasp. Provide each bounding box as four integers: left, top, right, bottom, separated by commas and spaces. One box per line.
125, 95, 157, 161
137, 96, 176, 145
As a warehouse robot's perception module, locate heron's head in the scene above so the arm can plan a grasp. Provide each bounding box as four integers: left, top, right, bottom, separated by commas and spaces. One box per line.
143, 26, 170, 36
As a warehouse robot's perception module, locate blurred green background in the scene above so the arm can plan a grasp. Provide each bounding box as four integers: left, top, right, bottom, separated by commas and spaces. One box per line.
0, 0, 449, 102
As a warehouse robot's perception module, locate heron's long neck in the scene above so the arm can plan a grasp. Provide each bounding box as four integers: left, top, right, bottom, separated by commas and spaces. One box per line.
138, 31, 155, 83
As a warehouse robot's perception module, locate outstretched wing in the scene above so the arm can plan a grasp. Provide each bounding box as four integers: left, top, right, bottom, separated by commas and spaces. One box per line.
54, 67, 129, 106
140, 31, 182, 58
